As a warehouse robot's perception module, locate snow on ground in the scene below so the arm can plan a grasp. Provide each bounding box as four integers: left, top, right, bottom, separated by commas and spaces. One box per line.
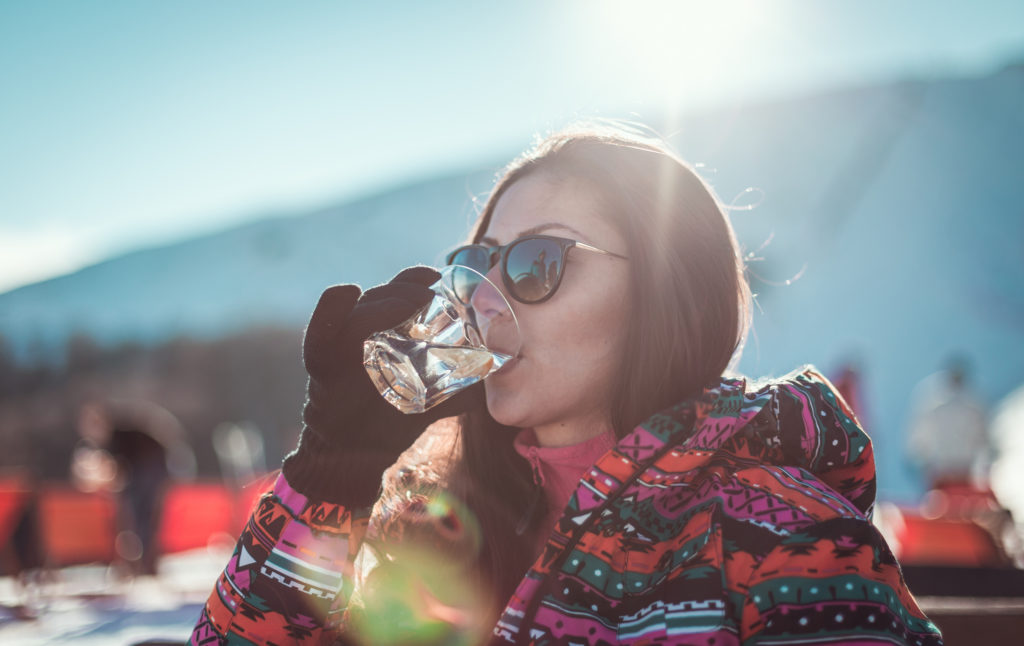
0, 547, 230, 645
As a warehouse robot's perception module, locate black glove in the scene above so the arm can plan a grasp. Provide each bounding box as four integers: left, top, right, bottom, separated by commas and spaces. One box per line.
282, 266, 485, 506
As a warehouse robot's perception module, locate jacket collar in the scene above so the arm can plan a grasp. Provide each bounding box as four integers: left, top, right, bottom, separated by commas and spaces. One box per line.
536, 364, 876, 562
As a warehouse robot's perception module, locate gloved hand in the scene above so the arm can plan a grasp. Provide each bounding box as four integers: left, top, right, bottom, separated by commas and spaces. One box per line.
282, 266, 485, 506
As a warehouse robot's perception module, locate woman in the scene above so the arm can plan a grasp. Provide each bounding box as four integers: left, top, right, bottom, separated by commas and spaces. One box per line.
191, 123, 942, 645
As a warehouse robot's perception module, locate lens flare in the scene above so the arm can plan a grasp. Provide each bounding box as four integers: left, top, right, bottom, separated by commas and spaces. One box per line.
349, 492, 490, 646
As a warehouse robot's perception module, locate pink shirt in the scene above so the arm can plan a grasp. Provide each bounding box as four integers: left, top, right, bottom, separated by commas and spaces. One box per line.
513, 427, 618, 557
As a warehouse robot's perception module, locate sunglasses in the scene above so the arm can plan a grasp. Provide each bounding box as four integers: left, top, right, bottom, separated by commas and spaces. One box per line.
445, 234, 629, 304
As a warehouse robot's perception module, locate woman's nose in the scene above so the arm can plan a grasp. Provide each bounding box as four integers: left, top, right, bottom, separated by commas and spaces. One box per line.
468, 266, 520, 356
469, 266, 511, 319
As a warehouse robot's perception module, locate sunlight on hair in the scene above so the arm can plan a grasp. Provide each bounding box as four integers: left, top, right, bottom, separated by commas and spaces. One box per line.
725, 186, 766, 212
693, 161, 717, 177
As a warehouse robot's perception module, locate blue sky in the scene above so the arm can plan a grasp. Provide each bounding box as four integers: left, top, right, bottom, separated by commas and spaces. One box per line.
2, 0, 1023, 292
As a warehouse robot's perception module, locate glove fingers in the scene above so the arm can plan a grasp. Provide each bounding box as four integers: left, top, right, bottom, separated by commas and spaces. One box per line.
304, 285, 361, 376
390, 265, 441, 287
359, 280, 436, 306
346, 296, 431, 343
305, 283, 435, 382
309, 284, 361, 330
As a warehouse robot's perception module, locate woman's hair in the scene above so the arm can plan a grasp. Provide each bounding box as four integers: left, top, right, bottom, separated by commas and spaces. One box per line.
379, 120, 752, 623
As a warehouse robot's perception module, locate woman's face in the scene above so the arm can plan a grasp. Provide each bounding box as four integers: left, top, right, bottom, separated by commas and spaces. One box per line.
476, 173, 631, 434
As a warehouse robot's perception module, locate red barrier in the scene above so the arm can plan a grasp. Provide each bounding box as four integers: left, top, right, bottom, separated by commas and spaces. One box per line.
156, 477, 275, 554
30, 478, 273, 568
0, 474, 31, 547
157, 482, 237, 554
38, 486, 118, 567
897, 513, 1004, 567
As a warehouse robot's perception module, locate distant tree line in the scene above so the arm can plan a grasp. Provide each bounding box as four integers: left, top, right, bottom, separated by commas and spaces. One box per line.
0, 327, 307, 481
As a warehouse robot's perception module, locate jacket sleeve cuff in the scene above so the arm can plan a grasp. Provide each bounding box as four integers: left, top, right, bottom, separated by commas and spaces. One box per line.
281, 428, 399, 509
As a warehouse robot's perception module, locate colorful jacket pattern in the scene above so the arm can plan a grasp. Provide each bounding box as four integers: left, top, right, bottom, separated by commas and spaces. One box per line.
191, 365, 943, 645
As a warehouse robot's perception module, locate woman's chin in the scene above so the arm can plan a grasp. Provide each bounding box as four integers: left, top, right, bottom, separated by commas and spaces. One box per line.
483, 384, 527, 428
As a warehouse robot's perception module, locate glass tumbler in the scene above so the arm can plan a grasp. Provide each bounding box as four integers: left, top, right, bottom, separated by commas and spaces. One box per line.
363, 265, 521, 414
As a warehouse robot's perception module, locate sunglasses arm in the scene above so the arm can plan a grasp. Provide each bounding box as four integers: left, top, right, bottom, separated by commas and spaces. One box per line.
575, 241, 629, 260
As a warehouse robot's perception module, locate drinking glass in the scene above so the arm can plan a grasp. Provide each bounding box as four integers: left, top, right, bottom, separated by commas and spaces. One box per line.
363, 265, 521, 414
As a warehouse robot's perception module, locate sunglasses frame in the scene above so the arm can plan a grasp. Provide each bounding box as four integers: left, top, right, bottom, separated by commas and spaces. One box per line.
445, 233, 629, 304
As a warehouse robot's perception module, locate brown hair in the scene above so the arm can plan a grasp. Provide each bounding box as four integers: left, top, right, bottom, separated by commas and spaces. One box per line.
379, 121, 752, 624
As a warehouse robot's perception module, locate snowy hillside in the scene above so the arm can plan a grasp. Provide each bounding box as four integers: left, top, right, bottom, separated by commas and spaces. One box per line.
0, 170, 496, 355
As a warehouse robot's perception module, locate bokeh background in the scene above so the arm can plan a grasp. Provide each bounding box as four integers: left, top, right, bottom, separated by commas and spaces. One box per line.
1, 1, 1023, 643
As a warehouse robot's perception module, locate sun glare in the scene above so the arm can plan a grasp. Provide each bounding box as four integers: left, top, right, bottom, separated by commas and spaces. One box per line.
590, 0, 775, 113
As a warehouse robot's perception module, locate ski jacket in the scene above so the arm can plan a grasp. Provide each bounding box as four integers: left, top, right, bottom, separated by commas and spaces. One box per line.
191, 364, 942, 645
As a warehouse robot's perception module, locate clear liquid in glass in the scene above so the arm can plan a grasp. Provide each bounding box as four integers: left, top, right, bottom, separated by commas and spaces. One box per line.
363, 329, 512, 414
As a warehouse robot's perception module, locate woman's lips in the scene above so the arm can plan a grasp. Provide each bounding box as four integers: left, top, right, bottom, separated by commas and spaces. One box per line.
493, 354, 520, 376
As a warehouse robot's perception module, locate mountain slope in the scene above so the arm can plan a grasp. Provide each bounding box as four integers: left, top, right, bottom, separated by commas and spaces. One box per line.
0, 170, 496, 353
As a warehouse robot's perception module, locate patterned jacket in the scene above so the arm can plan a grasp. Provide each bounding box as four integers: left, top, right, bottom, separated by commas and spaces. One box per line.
191, 364, 943, 645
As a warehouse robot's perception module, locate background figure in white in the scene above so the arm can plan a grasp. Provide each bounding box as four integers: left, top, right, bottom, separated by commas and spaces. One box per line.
990, 384, 1024, 553
907, 355, 991, 489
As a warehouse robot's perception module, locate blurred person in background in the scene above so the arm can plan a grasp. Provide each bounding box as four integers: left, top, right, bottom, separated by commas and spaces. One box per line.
73, 399, 195, 576
904, 357, 1022, 568
191, 122, 942, 645
0, 467, 45, 620
906, 355, 991, 490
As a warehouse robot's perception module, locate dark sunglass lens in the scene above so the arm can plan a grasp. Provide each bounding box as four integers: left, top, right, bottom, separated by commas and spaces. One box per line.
449, 246, 490, 302
506, 238, 562, 302
449, 246, 490, 272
